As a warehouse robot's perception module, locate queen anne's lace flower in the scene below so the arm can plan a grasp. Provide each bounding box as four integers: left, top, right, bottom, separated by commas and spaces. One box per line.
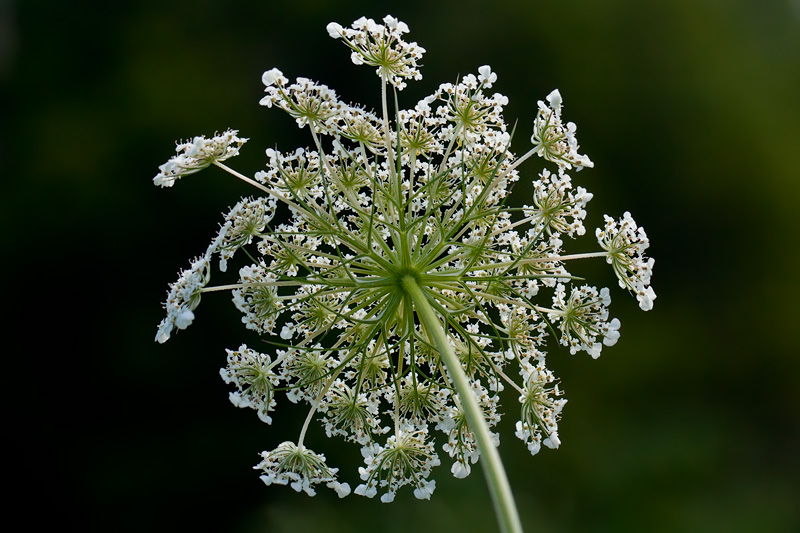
549, 284, 619, 358
153, 129, 247, 187
220, 344, 281, 423
524, 168, 593, 237
260, 74, 343, 130
355, 423, 440, 502
211, 197, 277, 272
232, 264, 283, 334
531, 90, 593, 171
515, 359, 567, 455
596, 211, 657, 311
327, 15, 425, 90
255, 441, 351, 497
319, 379, 386, 445
153, 15, 654, 504
155, 255, 210, 343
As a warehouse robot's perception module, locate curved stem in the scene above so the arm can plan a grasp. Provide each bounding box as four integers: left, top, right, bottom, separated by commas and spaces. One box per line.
212, 161, 272, 194
401, 275, 523, 533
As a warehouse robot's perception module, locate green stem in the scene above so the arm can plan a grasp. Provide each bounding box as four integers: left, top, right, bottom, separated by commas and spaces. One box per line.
401, 275, 523, 533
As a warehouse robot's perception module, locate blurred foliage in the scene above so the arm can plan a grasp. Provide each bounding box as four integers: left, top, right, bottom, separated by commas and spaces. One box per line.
4, 0, 799, 531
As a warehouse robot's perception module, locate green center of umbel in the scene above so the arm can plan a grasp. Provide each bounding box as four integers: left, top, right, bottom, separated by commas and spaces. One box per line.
393, 266, 421, 289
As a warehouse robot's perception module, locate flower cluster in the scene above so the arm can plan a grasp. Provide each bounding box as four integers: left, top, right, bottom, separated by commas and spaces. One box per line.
597, 212, 657, 311
254, 441, 351, 497
220, 344, 281, 424
531, 90, 593, 171
326, 16, 424, 90
153, 15, 655, 504
153, 129, 247, 187
154, 255, 210, 344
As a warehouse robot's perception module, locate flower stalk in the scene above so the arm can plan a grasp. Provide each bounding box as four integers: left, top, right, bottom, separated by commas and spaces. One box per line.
403, 274, 522, 533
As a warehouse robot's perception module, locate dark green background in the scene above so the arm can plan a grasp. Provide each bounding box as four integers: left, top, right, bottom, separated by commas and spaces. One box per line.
5, 0, 799, 531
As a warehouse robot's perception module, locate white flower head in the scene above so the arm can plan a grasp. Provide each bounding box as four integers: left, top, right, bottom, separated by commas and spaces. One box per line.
355, 423, 440, 502
154, 255, 210, 343
153, 130, 247, 187
221, 344, 282, 423
531, 90, 593, 171
549, 284, 620, 358
210, 197, 277, 272
152, 15, 654, 507
515, 362, 566, 455
260, 77, 343, 130
327, 15, 425, 90
524, 168, 593, 238
255, 441, 350, 497
596, 212, 657, 311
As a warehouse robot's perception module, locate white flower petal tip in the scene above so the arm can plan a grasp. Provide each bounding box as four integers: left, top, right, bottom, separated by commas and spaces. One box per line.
546, 89, 562, 108
262, 68, 286, 87
326, 22, 344, 38
477, 65, 497, 87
